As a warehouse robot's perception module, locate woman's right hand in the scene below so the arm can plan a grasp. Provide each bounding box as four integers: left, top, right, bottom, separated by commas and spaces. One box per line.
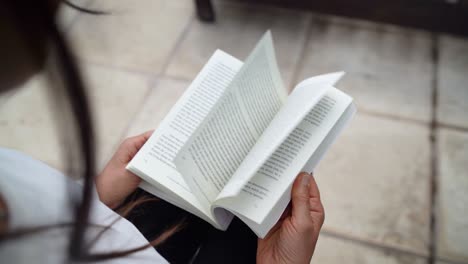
257, 172, 325, 264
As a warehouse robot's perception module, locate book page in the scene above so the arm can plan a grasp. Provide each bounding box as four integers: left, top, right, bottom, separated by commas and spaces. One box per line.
224, 101, 355, 238
215, 72, 345, 201
214, 88, 353, 229
174, 31, 287, 207
126, 50, 242, 229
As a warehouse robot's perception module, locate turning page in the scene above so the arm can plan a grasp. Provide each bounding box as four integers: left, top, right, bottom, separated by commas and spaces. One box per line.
216, 87, 354, 237
127, 50, 242, 229
215, 72, 345, 201
174, 31, 287, 211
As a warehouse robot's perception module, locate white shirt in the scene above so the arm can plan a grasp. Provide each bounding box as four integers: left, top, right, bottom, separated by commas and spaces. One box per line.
0, 147, 168, 264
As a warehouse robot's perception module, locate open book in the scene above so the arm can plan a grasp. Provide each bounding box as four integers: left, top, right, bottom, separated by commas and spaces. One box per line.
127, 31, 356, 238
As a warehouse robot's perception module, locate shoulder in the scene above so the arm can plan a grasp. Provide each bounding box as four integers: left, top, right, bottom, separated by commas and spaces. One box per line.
0, 147, 168, 264
0, 147, 78, 228
0, 147, 69, 190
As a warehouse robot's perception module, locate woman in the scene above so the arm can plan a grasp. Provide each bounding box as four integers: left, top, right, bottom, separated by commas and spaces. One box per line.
0, 1, 325, 263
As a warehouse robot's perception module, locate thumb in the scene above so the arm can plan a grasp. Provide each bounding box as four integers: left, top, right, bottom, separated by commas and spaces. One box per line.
291, 172, 312, 223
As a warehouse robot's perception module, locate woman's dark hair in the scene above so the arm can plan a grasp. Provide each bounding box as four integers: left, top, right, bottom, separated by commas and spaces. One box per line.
1, 0, 183, 261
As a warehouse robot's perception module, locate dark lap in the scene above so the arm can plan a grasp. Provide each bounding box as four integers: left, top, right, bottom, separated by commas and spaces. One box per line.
124, 189, 257, 264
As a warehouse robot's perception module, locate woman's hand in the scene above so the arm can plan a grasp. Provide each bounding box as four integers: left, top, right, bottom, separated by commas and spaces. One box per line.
95, 130, 153, 209
257, 172, 325, 264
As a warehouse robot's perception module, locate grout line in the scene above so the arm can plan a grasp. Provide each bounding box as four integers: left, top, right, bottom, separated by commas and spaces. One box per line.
321, 228, 430, 259
356, 109, 431, 127
80, 58, 160, 79
76, 9, 197, 147
436, 122, 468, 134
162, 74, 193, 83
436, 257, 468, 264
82, 59, 202, 85
99, 76, 161, 166
324, 98, 468, 134
117, 12, 195, 142
107, 72, 159, 152
123, 77, 160, 136
314, 14, 432, 36
428, 32, 440, 264
68, 5, 196, 81
158, 13, 195, 76
344, 107, 468, 134
283, 9, 443, 132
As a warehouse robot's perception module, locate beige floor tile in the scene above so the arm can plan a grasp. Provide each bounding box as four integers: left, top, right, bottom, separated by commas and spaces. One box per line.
437, 35, 468, 129
317, 12, 431, 35
312, 234, 427, 264
436, 261, 468, 264
435, 259, 468, 264
297, 20, 433, 122
67, 0, 193, 74
81, 64, 152, 171
314, 113, 431, 254
0, 75, 63, 172
436, 129, 468, 263
126, 78, 189, 137
165, 2, 310, 88
0, 64, 151, 175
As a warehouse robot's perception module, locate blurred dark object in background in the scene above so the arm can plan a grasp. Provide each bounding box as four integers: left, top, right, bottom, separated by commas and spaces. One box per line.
195, 0, 468, 36
196, 0, 216, 22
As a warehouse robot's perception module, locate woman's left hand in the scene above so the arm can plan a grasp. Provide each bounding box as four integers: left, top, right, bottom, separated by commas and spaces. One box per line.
96, 130, 153, 209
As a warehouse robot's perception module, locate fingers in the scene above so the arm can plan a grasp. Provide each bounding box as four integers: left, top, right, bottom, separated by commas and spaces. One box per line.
308, 173, 320, 199
291, 172, 325, 232
308, 173, 325, 227
140, 130, 154, 142
121, 130, 154, 162
291, 172, 312, 224
132, 130, 154, 149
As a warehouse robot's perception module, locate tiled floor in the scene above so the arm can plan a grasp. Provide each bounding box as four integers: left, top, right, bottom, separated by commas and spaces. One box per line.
1, 0, 467, 263
316, 114, 431, 255
296, 17, 433, 122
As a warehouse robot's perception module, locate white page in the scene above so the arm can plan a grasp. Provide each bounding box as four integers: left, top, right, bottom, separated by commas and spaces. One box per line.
215, 72, 344, 202
217, 102, 355, 238
214, 88, 353, 227
263, 103, 356, 237
126, 50, 242, 229
234, 102, 356, 238
218, 183, 292, 238
175, 31, 287, 208
301, 103, 357, 173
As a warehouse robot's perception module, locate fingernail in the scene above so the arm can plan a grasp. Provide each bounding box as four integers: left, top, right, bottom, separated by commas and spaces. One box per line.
301, 173, 310, 186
